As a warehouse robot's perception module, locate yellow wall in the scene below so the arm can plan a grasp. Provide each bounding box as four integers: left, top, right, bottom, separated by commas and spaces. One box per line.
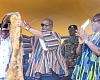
0, 0, 98, 36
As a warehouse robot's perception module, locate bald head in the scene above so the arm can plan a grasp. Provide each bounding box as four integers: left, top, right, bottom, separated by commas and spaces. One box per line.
41, 18, 53, 31
94, 13, 100, 17
43, 18, 53, 26
93, 13, 100, 21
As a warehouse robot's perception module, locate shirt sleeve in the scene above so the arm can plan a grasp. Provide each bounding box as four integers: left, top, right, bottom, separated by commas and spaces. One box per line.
42, 30, 61, 50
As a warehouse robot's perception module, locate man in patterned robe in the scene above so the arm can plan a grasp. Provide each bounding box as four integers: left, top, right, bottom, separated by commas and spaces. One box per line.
72, 13, 100, 80
17, 18, 69, 79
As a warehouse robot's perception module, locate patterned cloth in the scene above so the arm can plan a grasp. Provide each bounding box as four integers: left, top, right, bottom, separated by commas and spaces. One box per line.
22, 35, 32, 55
61, 37, 78, 67
22, 35, 32, 64
72, 32, 100, 80
26, 30, 67, 77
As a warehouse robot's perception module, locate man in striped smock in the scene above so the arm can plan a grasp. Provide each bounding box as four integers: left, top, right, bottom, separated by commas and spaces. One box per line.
17, 18, 69, 79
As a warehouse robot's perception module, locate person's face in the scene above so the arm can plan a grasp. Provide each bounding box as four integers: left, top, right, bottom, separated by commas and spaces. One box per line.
0, 30, 9, 39
91, 16, 100, 32
41, 20, 53, 31
68, 28, 77, 36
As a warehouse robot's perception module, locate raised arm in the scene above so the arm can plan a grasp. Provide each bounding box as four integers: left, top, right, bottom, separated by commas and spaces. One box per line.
79, 28, 100, 56
17, 20, 43, 39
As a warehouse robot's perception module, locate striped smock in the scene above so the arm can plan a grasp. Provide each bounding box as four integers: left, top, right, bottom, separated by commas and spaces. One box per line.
26, 30, 68, 77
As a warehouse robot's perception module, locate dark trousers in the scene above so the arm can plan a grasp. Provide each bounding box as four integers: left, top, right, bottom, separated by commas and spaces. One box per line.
68, 67, 74, 77
60, 67, 74, 80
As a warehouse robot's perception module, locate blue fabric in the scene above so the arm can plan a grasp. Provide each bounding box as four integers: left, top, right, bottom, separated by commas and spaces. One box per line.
72, 32, 100, 80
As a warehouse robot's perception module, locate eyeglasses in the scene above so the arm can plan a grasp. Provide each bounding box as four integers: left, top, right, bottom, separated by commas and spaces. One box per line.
41, 23, 52, 27
91, 19, 100, 22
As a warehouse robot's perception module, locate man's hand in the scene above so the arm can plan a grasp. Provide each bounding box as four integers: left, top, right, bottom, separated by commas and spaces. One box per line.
76, 28, 88, 41
79, 28, 88, 41
16, 19, 25, 28
78, 37, 84, 44
16, 20, 31, 30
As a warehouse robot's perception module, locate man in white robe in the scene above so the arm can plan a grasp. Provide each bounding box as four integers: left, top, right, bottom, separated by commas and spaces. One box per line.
0, 23, 11, 80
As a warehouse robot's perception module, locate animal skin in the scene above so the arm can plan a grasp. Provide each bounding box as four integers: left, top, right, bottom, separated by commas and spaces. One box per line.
2, 12, 24, 80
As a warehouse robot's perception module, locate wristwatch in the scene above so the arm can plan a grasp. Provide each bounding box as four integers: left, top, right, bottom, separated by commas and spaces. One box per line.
85, 39, 89, 44
25, 26, 30, 30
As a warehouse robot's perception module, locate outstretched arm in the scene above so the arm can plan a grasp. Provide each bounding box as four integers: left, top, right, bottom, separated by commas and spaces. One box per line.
17, 20, 43, 39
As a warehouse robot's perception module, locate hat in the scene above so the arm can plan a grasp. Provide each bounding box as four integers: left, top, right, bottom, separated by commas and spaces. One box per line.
68, 25, 78, 30
0, 23, 9, 30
